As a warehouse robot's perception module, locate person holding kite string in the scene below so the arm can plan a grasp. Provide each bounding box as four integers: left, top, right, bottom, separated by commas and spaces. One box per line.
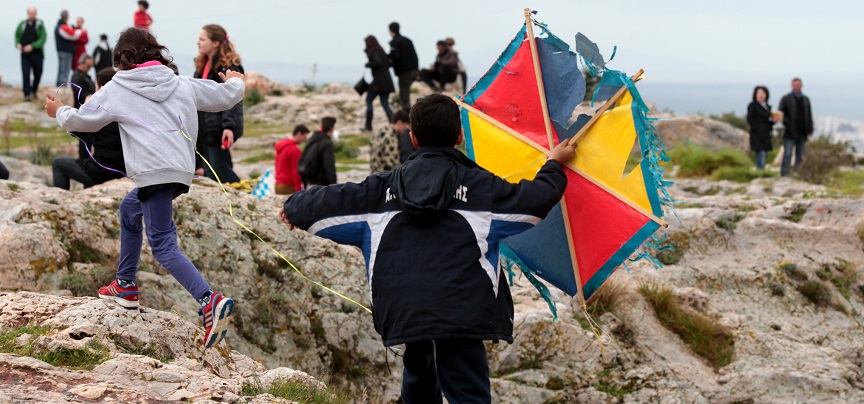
280, 94, 576, 402
44, 27, 243, 350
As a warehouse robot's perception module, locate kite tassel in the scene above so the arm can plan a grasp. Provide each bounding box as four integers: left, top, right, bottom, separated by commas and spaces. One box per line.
500, 247, 558, 321
580, 305, 607, 362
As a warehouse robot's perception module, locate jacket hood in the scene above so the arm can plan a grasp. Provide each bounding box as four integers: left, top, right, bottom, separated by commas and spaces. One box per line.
392, 147, 472, 223
112, 65, 179, 103
275, 138, 297, 153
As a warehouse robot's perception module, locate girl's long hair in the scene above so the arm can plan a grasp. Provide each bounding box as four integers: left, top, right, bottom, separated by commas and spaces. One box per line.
113, 27, 173, 70
194, 24, 242, 76
364, 35, 384, 53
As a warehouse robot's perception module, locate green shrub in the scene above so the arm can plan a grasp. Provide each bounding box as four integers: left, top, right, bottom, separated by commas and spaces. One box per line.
767, 281, 785, 297
709, 111, 749, 131
60, 271, 92, 297
584, 281, 627, 319
798, 136, 856, 184
785, 205, 807, 223
333, 139, 359, 160
241, 151, 275, 164
826, 170, 864, 197
29, 142, 53, 166
242, 377, 351, 403
668, 144, 752, 178
244, 88, 266, 107
819, 261, 859, 300
711, 167, 778, 183
796, 280, 832, 307
714, 213, 744, 232
656, 232, 690, 265
0, 324, 108, 370
778, 262, 807, 282
638, 283, 735, 369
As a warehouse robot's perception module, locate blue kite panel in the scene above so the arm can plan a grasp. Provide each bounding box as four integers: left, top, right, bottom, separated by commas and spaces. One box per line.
501, 203, 578, 296
537, 38, 585, 128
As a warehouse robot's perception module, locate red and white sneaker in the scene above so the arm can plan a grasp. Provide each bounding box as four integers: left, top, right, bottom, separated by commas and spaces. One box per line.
200, 292, 234, 349
98, 280, 140, 309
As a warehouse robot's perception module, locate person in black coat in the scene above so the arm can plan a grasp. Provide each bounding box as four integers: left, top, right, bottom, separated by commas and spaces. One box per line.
388, 22, 419, 111
746, 86, 775, 169
777, 77, 814, 177
194, 24, 243, 183
364, 35, 395, 132
70, 54, 95, 159
52, 67, 126, 190
298, 117, 338, 187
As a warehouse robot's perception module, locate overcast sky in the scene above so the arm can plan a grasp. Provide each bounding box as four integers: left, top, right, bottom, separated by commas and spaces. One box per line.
2, 0, 862, 118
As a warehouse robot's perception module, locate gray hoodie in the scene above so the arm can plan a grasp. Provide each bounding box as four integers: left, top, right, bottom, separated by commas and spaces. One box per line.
55, 64, 245, 188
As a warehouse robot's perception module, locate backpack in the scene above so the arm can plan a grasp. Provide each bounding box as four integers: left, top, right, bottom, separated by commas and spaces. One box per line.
297, 140, 320, 179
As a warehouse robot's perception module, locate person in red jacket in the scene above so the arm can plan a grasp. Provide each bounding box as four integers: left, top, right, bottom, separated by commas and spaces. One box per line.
71, 17, 88, 71
134, 1, 153, 30
274, 124, 310, 195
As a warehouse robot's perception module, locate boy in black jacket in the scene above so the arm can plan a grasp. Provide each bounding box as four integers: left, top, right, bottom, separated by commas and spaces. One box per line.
280, 94, 575, 402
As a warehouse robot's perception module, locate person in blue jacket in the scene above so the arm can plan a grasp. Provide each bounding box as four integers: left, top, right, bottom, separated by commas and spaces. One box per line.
280, 94, 576, 403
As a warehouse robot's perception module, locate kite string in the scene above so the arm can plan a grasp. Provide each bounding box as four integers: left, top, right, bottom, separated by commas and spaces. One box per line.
176, 124, 372, 314
55, 83, 371, 313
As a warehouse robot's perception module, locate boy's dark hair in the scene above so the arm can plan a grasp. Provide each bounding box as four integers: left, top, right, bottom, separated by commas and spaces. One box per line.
436, 40, 447, 47
751, 85, 770, 103
321, 117, 337, 133
293, 124, 310, 135
410, 94, 461, 147
388, 22, 400, 35
393, 110, 410, 124
138, 1, 149, 10
100, 33, 108, 41
113, 27, 173, 70
96, 67, 117, 87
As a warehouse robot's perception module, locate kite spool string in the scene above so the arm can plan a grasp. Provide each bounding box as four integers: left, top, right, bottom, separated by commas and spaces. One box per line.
53, 84, 371, 313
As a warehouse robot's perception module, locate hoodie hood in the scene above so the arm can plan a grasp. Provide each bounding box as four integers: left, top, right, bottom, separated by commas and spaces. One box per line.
112, 65, 179, 103
275, 138, 298, 153
392, 147, 472, 223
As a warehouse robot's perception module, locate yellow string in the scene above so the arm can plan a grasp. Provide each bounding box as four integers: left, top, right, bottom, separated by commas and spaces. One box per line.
178, 129, 372, 313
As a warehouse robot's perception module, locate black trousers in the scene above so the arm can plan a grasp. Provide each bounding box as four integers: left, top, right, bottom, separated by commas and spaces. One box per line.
419, 67, 457, 92
20, 50, 44, 97
401, 339, 491, 404
397, 69, 418, 111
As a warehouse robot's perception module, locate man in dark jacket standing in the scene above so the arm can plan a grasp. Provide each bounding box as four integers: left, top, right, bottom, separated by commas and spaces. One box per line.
778, 77, 814, 177
15, 7, 47, 102
298, 117, 338, 186
54, 10, 83, 86
388, 22, 419, 111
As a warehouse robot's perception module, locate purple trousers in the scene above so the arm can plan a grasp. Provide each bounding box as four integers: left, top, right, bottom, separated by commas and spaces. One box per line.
116, 188, 211, 300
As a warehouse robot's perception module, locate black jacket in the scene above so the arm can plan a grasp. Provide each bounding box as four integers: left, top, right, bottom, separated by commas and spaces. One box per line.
388, 34, 419, 75
283, 147, 567, 346
778, 92, 813, 139
92, 42, 113, 72
365, 48, 395, 94
194, 63, 244, 146
70, 69, 95, 108
75, 122, 126, 184
746, 102, 773, 152
298, 131, 337, 186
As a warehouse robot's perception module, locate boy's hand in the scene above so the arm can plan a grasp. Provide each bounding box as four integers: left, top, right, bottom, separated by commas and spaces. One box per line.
279, 208, 296, 230
44, 92, 64, 118
218, 69, 245, 82
548, 138, 577, 164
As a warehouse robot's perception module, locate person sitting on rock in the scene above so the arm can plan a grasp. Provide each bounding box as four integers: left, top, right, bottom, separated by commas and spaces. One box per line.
280, 94, 575, 402
52, 67, 126, 190
370, 109, 410, 174
44, 27, 243, 350
418, 40, 459, 92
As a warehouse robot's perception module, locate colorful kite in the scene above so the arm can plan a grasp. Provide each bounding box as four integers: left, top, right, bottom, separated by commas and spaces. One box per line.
456, 9, 672, 317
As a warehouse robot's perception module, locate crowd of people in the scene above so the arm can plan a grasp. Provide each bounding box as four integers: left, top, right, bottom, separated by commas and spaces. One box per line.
2, 5, 823, 402
746, 78, 814, 176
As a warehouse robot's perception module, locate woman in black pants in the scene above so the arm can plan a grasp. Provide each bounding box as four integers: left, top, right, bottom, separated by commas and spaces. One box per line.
194, 24, 243, 183
363, 35, 394, 131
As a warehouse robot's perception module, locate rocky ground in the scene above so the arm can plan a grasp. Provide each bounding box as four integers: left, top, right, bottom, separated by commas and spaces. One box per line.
1, 81, 863, 402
